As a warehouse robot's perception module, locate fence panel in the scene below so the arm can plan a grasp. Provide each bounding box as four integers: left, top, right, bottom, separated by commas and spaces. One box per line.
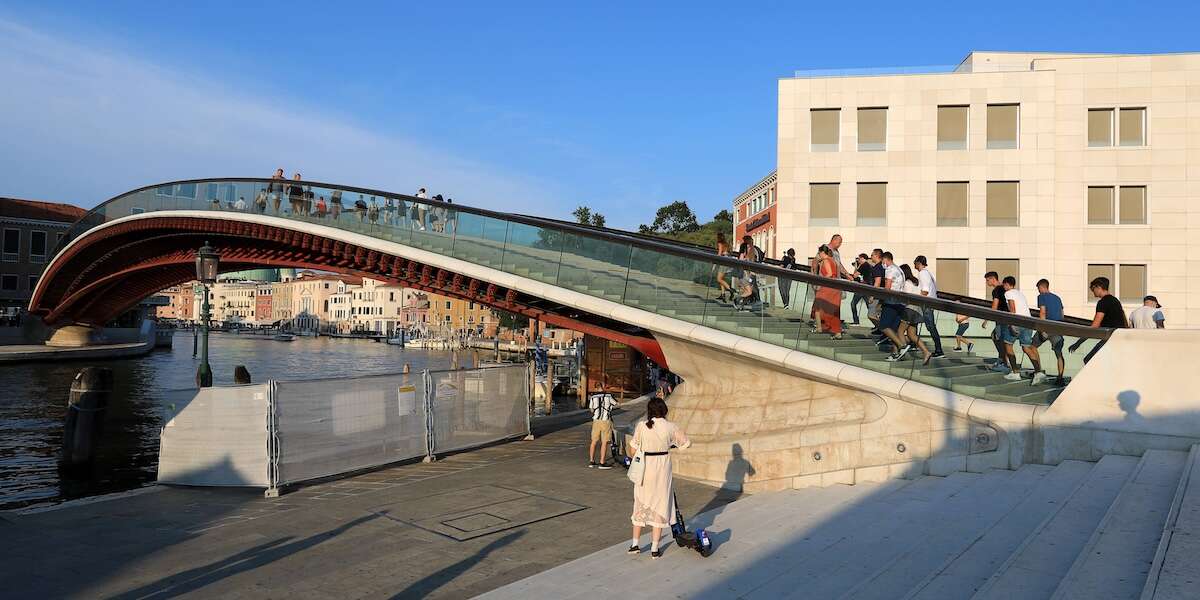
274, 374, 426, 486
158, 385, 271, 486
430, 364, 529, 455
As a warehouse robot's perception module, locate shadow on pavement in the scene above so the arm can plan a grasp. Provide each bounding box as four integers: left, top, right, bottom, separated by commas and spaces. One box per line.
109, 513, 380, 600
390, 530, 526, 599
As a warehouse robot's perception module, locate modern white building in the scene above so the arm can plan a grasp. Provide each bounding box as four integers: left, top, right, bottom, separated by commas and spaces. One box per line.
774, 51, 1200, 326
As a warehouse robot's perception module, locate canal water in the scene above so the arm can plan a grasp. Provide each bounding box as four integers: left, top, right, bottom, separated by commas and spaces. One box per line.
0, 331, 473, 509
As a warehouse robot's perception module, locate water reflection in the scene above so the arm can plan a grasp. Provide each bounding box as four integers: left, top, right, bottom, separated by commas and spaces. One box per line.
0, 332, 462, 509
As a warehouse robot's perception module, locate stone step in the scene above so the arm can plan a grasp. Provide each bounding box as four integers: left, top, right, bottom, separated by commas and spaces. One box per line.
1049, 450, 1188, 600
737, 470, 1024, 599
596, 476, 974, 600
474, 481, 915, 600
1138, 444, 1200, 600
901, 460, 1096, 599
971, 454, 1140, 600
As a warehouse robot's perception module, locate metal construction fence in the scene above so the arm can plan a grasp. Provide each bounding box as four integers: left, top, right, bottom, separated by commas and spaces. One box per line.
158, 364, 531, 492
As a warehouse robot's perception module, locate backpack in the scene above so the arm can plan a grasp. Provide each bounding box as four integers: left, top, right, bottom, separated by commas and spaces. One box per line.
750, 245, 765, 263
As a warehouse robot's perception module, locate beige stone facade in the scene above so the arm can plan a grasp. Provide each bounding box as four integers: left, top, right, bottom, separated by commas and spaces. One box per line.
776, 51, 1200, 326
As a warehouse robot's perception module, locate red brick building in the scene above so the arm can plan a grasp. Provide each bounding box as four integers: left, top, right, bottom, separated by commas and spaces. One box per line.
733, 170, 778, 258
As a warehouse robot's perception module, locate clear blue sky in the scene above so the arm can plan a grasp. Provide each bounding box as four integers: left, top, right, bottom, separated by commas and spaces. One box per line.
1, 1, 1197, 228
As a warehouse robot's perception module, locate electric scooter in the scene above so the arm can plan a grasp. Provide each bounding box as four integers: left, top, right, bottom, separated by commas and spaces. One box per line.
671, 492, 713, 557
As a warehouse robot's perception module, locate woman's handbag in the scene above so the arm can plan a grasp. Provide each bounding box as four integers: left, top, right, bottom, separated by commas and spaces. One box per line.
627, 450, 646, 486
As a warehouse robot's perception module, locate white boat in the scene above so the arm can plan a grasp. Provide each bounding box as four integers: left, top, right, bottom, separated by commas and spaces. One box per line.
272, 333, 295, 342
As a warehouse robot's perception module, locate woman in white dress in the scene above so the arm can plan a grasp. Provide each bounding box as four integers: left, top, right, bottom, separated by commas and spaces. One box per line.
627, 398, 691, 558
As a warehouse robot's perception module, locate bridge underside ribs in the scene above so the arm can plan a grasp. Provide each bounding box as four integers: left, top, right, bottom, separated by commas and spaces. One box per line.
31, 215, 664, 364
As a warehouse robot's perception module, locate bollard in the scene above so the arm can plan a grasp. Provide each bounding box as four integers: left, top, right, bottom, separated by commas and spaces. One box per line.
234, 365, 252, 384
60, 367, 113, 470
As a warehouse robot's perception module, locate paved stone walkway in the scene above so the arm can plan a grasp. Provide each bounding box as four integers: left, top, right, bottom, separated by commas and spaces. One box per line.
0, 410, 739, 599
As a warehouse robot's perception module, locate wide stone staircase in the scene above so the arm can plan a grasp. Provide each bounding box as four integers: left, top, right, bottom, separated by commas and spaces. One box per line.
438, 234, 1072, 405
478, 446, 1200, 599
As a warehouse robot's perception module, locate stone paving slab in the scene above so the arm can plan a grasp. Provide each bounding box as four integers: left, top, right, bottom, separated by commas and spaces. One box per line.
0, 408, 738, 599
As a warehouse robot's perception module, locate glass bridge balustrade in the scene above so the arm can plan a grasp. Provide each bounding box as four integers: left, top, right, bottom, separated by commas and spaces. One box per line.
60, 178, 1114, 406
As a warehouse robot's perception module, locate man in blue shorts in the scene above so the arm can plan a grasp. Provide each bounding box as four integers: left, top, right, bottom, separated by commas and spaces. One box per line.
1001, 276, 1043, 383
1035, 279, 1066, 385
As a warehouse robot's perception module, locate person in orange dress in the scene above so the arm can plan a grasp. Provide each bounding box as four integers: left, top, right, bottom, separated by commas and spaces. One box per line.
813, 244, 843, 338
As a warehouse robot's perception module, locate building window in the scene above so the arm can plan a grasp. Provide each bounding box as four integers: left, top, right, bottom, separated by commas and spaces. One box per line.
1119, 107, 1146, 146
936, 182, 969, 227
1087, 264, 1114, 302
856, 183, 886, 226
0, 275, 16, 291
1088, 108, 1114, 147
986, 181, 1020, 227
857, 107, 886, 151
986, 104, 1019, 149
936, 258, 969, 297
810, 109, 840, 152
985, 259, 1020, 293
937, 105, 968, 150
29, 231, 46, 262
809, 183, 839, 226
1119, 186, 1147, 224
1119, 264, 1147, 301
1087, 186, 1115, 224
29, 275, 38, 291
2, 229, 18, 261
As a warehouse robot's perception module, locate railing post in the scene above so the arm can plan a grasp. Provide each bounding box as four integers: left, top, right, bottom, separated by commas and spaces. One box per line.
422, 369, 436, 462
264, 379, 281, 498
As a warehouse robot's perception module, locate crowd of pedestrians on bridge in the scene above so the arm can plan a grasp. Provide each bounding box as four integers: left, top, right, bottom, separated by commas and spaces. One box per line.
211, 169, 459, 233
714, 233, 1167, 388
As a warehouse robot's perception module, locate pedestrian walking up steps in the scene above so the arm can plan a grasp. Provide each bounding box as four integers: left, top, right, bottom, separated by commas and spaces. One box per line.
478, 445, 1200, 600
446, 235, 1070, 406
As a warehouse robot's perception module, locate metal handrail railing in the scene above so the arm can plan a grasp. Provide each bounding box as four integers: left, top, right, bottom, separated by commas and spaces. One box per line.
58, 177, 1112, 342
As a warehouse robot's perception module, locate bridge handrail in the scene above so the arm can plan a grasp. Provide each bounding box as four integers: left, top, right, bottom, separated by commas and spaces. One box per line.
57, 177, 1111, 343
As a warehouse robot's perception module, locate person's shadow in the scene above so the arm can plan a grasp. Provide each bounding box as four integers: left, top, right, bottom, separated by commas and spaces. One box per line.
1117, 390, 1146, 428
691, 443, 756, 550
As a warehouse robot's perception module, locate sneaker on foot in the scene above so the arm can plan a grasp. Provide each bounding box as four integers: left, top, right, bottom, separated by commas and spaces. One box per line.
989, 362, 1010, 373
651, 549, 663, 559
1004, 372, 1023, 381
588, 462, 597, 468
1031, 372, 1047, 386
627, 545, 640, 554
953, 346, 964, 353
931, 351, 945, 359
967, 342, 975, 354
597, 462, 613, 470
896, 345, 912, 360
885, 352, 902, 362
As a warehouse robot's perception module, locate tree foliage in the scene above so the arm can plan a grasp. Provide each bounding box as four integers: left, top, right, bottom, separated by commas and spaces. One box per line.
572, 205, 607, 228
638, 200, 700, 235
638, 203, 732, 249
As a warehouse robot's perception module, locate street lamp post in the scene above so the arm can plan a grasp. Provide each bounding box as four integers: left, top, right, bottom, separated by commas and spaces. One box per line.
195, 242, 220, 388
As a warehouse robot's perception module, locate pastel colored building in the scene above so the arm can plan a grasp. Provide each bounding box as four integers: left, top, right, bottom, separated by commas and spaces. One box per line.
772, 51, 1200, 326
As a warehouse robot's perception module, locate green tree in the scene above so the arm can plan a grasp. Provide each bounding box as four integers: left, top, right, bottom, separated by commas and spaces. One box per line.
638, 204, 732, 249
572, 205, 607, 228
639, 200, 700, 235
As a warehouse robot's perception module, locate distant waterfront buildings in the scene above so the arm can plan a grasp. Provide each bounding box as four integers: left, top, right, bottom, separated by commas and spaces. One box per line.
159, 270, 501, 337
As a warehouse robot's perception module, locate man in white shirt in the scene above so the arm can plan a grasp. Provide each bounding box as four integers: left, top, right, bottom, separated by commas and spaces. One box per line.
878, 252, 910, 357
233, 196, 247, 211
913, 256, 944, 358
1001, 276, 1045, 384
1129, 296, 1166, 329
587, 384, 619, 469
